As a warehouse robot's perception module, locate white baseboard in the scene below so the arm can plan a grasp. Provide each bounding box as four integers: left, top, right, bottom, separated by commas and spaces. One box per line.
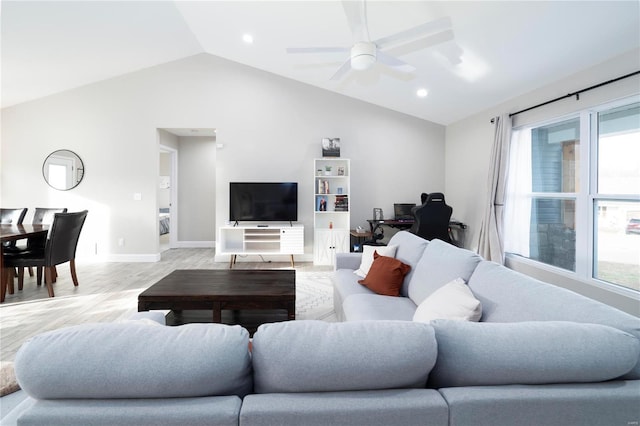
172, 241, 215, 248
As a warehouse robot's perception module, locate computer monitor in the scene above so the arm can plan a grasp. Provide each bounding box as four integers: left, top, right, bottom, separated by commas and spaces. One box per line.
394, 203, 416, 221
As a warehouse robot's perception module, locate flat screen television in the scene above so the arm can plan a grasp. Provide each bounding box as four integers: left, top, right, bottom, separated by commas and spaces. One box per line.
229, 182, 298, 223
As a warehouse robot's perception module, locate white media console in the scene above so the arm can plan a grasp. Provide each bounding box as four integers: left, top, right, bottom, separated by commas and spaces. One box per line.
218, 224, 304, 268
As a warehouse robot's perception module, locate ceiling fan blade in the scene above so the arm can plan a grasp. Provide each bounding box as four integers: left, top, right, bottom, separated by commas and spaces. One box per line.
383, 29, 454, 58
329, 59, 353, 81
342, 0, 369, 41
374, 16, 452, 49
376, 51, 415, 74
437, 41, 464, 66
286, 47, 349, 54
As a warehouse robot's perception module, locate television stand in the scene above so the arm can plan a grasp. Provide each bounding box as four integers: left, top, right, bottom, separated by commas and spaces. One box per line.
218, 224, 304, 268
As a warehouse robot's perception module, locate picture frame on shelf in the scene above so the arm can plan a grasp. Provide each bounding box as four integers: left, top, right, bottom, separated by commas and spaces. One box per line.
317, 196, 328, 211
322, 138, 340, 157
337, 166, 345, 176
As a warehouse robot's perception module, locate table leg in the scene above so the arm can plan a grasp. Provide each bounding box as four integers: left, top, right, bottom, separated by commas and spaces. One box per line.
212, 302, 222, 323
287, 301, 295, 320
0, 270, 5, 304
0, 246, 5, 303
290, 254, 294, 268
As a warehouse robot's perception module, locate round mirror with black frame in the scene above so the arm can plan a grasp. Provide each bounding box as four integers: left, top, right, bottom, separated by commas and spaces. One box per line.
42, 149, 85, 191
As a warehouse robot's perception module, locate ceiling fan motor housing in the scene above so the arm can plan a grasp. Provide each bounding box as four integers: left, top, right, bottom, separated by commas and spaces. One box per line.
351, 41, 377, 70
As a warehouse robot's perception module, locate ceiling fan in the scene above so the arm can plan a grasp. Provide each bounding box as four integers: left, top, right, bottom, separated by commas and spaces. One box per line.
286, 0, 458, 81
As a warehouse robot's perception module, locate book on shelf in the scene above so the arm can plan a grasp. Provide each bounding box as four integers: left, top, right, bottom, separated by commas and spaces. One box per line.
334, 195, 349, 212
317, 179, 330, 194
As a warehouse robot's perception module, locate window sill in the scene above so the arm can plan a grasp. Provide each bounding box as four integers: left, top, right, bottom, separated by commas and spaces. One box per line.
504, 253, 639, 317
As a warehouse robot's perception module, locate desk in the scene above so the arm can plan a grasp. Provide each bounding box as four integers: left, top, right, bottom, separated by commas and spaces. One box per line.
366, 219, 467, 246
1, 225, 49, 302
367, 219, 415, 234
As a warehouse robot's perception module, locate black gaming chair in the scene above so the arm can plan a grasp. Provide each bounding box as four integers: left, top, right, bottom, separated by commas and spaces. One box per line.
409, 193, 429, 234
412, 193, 453, 243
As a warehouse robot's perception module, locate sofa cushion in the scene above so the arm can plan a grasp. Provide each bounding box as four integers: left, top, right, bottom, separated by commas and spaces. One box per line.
429, 320, 640, 388
355, 244, 398, 277
17, 396, 242, 426
439, 381, 640, 426
413, 278, 482, 323
386, 231, 430, 296
358, 252, 411, 296
15, 322, 253, 399
407, 239, 482, 305
343, 293, 418, 321
240, 389, 449, 426
468, 260, 640, 379
252, 320, 437, 393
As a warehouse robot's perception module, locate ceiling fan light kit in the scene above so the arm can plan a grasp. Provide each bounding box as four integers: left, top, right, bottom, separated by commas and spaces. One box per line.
350, 42, 376, 71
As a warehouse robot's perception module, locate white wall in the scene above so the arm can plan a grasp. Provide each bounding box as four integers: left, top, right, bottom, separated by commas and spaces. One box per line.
445, 48, 640, 314
178, 136, 216, 243
1, 53, 444, 261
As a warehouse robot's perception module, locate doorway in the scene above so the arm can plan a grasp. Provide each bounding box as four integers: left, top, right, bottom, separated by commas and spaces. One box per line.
157, 127, 217, 254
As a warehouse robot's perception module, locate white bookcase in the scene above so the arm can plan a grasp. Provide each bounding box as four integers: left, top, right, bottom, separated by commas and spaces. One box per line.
314, 158, 350, 265
218, 224, 304, 267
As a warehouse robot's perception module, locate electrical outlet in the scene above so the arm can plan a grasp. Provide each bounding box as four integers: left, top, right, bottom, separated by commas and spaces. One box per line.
118, 238, 125, 247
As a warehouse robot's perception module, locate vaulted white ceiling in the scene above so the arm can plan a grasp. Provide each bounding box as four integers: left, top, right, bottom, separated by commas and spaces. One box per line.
2, 1, 639, 125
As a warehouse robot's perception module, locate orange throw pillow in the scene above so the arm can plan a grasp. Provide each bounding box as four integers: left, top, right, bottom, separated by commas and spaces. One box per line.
358, 251, 411, 296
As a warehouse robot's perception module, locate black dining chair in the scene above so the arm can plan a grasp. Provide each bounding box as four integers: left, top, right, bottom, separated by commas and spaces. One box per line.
3, 210, 88, 299
0, 208, 28, 225
1, 208, 28, 249
17, 208, 68, 281
1, 208, 28, 294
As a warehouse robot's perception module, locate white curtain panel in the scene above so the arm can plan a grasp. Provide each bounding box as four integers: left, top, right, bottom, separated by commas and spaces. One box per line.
477, 114, 512, 263
503, 126, 532, 257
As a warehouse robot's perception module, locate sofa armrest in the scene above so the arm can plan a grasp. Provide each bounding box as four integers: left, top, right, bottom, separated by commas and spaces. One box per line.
335, 253, 362, 271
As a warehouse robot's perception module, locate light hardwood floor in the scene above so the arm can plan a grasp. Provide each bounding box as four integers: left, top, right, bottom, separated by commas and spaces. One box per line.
0, 248, 333, 362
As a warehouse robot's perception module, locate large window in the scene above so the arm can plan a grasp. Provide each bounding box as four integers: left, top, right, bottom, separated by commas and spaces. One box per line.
505, 99, 640, 293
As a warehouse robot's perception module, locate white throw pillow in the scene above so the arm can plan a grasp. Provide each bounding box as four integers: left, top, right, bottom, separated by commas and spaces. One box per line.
354, 245, 398, 278
413, 277, 482, 323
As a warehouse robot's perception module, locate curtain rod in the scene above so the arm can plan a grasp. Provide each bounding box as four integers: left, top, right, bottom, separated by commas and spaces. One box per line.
490, 70, 640, 123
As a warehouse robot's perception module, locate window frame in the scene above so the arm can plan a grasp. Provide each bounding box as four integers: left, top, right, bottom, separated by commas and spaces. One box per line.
506, 95, 640, 299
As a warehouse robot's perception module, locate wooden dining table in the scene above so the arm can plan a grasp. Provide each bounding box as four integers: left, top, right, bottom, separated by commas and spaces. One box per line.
1, 224, 49, 302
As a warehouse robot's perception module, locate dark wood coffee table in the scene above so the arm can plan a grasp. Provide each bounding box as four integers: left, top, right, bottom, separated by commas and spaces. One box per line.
138, 269, 295, 334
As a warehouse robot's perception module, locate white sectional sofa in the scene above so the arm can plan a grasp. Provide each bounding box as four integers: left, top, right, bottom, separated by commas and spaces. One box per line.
2, 230, 639, 425
332, 230, 640, 425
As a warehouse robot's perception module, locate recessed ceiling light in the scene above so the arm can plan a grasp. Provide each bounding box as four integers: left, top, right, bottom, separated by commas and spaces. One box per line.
242, 34, 254, 44
416, 88, 428, 98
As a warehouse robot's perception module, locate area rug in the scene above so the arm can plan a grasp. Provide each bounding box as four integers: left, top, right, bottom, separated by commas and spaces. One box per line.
294, 272, 337, 322
0, 362, 19, 396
